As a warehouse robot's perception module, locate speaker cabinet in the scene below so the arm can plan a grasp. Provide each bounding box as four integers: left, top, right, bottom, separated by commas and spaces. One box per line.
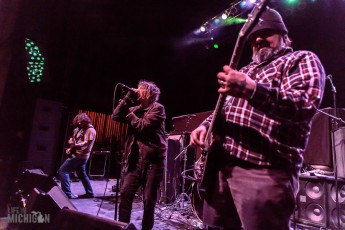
51, 209, 137, 230
304, 108, 345, 169
27, 98, 63, 175
294, 176, 327, 227
326, 179, 345, 229
293, 175, 345, 229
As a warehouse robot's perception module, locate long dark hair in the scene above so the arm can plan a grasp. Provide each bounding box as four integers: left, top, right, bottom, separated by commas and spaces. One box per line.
138, 80, 161, 104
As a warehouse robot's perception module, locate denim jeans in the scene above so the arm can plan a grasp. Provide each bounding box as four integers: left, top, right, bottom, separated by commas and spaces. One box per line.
58, 157, 94, 197
119, 157, 164, 230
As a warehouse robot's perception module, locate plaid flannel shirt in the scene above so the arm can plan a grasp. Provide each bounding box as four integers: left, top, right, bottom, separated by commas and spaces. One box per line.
202, 48, 325, 170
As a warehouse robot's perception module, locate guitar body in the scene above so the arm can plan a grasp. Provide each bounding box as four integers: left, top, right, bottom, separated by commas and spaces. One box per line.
65, 147, 76, 158
198, 140, 226, 193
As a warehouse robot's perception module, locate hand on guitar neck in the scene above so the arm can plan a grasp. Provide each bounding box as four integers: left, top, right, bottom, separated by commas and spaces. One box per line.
217, 65, 256, 100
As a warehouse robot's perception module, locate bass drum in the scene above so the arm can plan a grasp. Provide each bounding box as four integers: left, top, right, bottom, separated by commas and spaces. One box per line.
191, 182, 204, 222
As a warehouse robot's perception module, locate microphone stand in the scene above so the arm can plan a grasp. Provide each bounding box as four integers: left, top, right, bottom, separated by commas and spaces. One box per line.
326, 75, 341, 229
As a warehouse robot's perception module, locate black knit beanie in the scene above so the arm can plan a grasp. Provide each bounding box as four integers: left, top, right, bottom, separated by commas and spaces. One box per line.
247, 8, 288, 40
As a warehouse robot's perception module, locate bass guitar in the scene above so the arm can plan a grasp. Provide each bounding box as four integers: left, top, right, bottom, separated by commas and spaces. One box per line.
198, 0, 271, 193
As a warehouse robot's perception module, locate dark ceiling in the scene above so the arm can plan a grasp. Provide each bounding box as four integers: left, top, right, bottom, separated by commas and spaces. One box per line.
6, 0, 345, 120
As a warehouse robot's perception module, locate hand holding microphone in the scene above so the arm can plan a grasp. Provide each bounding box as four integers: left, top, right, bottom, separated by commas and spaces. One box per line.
118, 83, 138, 105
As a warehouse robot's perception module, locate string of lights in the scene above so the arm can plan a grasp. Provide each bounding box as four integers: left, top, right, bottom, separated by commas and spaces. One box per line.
192, 0, 322, 49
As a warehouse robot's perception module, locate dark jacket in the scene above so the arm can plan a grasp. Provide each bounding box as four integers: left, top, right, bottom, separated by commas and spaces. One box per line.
111, 98, 167, 168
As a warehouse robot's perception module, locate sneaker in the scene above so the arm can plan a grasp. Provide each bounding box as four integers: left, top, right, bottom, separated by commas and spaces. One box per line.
78, 193, 94, 199
67, 194, 79, 199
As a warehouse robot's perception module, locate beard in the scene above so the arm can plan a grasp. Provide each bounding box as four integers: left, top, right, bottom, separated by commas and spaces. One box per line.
252, 47, 274, 64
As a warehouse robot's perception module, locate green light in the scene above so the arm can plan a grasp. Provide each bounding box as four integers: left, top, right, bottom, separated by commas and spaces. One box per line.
223, 17, 247, 26
286, 0, 298, 6
213, 43, 219, 49
25, 38, 45, 83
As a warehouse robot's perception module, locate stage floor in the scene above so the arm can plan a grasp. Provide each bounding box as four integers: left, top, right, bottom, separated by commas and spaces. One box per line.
65, 178, 203, 230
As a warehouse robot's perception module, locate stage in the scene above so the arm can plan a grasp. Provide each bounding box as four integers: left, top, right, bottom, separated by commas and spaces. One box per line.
62, 178, 203, 230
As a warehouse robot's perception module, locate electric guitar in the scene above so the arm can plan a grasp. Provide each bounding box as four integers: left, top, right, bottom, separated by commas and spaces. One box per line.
65, 128, 83, 158
198, 0, 271, 193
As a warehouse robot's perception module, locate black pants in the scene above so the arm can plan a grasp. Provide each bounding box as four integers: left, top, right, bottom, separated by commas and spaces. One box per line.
119, 157, 164, 230
203, 158, 298, 230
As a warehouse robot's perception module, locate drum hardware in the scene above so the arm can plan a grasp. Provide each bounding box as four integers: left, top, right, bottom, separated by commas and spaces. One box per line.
157, 133, 204, 228
165, 143, 192, 219
191, 155, 205, 222
160, 133, 199, 220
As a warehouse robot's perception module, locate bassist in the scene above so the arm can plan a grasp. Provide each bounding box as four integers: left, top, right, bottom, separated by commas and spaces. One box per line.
190, 8, 325, 230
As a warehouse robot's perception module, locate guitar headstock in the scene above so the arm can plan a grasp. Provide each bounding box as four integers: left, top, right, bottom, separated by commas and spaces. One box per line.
239, 0, 271, 39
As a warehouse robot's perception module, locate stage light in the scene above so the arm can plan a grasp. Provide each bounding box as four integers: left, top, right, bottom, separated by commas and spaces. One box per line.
221, 11, 229, 20
286, 0, 298, 6
223, 17, 247, 26
200, 25, 206, 32
213, 43, 219, 49
200, 22, 209, 33
240, 1, 247, 8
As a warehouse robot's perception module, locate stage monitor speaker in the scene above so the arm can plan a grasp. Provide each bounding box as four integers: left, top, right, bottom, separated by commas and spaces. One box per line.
16, 186, 76, 229
293, 175, 327, 227
16, 169, 58, 195
51, 208, 137, 230
326, 179, 345, 229
26, 186, 77, 217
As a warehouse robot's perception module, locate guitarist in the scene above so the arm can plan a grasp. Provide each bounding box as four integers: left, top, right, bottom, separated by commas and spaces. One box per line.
65, 114, 80, 158
59, 113, 96, 199
190, 8, 325, 230
111, 80, 167, 230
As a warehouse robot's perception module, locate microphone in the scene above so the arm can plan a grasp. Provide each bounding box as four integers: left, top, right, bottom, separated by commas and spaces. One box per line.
118, 83, 137, 94
327, 75, 337, 94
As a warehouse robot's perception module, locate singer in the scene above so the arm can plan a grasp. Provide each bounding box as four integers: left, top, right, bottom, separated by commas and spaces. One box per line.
190, 7, 325, 229
111, 80, 167, 230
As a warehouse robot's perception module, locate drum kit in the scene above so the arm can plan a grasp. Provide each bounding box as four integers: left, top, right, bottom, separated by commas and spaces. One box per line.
162, 132, 205, 222
161, 111, 212, 223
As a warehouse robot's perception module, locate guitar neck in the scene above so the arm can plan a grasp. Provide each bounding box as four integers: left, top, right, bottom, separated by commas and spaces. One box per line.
203, 0, 271, 149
